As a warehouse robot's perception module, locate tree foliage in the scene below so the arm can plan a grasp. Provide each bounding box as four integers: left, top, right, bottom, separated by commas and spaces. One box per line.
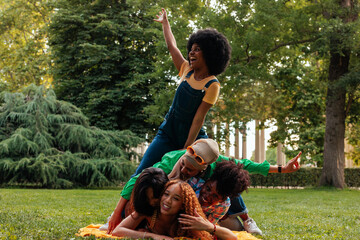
49, 0, 162, 137
0, 0, 54, 90
0, 84, 142, 188
1, 0, 359, 188
143, 1, 359, 175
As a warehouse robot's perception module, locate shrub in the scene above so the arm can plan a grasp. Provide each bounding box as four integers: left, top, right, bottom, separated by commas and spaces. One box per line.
250, 167, 360, 188
0, 84, 142, 188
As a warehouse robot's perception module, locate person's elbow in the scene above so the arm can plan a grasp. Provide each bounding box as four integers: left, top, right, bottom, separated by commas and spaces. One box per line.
227, 233, 237, 240
111, 227, 126, 237
167, 44, 178, 53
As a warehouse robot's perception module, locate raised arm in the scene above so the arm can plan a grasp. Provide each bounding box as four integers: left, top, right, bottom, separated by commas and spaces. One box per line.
154, 8, 185, 71
178, 211, 237, 240
268, 151, 302, 173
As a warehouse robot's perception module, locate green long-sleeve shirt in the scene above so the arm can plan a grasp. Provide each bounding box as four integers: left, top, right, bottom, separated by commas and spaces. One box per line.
121, 149, 270, 200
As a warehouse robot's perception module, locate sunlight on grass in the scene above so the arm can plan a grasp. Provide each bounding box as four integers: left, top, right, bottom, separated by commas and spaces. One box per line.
0, 189, 119, 240
0, 188, 359, 239
243, 188, 360, 239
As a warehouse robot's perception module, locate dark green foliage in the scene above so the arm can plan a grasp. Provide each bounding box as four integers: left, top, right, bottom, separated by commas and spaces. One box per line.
250, 168, 360, 188
0, 84, 142, 188
48, 0, 160, 137
265, 147, 278, 165
268, 58, 327, 166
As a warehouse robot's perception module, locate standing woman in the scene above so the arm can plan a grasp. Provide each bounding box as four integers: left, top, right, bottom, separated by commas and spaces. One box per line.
132, 8, 232, 176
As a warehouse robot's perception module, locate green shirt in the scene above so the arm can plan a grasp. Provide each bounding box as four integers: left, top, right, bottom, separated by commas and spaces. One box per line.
121, 149, 270, 200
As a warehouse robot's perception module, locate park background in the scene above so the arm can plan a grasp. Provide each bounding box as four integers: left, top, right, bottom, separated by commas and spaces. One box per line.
0, 0, 359, 239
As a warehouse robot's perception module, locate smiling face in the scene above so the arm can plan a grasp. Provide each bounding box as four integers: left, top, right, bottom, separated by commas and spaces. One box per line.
179, 157, 201, 180
199, 180, 226, 207
188, 43, 207, 70
160, 183, 183, 215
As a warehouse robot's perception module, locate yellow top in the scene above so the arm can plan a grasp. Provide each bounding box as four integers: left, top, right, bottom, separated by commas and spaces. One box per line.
178, 61, 220, 105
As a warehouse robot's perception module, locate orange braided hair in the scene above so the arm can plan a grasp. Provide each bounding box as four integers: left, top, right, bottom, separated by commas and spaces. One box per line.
164, 180, 213, 240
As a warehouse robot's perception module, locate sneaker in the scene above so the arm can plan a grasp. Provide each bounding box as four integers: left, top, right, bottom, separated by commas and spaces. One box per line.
243, 218, 262, 235
98, 222, 108, 231
99, 215, 111, 231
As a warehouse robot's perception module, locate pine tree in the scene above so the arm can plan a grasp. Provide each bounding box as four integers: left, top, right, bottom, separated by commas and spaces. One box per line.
0, 84, 142, 188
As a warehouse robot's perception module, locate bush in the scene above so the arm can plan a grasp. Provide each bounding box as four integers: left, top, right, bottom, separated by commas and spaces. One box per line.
250, 167, 360, 188
0, 84, 141, 188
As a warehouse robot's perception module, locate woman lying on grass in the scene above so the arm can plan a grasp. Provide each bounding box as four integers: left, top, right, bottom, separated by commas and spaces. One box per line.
112, 179, 236, 240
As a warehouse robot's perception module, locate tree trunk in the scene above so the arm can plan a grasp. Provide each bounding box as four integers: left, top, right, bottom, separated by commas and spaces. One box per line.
319, 40, 349, 189
319, 0, 357, 188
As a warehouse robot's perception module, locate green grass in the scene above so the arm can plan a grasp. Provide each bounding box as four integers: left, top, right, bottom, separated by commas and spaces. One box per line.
242, 187, 360, 240
0, 188, 359, 240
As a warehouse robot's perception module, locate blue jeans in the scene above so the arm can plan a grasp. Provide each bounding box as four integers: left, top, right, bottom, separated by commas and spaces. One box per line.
228, 195, 248, 216
131, 130, 175, 177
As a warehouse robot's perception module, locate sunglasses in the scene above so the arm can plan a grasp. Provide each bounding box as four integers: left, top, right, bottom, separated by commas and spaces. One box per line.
187, 146, 206, 165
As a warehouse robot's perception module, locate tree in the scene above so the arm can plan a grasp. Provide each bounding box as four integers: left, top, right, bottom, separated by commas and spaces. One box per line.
0, 0, 53, 90
0, 84, 142, 188
49, 0, 160, 137
193, 0, 360, 187
188, 0, 327, 161
319, 0, 359, 188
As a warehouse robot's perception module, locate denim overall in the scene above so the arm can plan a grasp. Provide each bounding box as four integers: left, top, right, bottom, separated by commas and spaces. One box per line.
133, 70, 249, 215
132, 70, 219, 176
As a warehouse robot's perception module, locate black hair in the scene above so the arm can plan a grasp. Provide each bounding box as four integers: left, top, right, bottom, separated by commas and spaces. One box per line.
209, 159, 250, 199
187, 28, 231, 76
131, 167, 169, 216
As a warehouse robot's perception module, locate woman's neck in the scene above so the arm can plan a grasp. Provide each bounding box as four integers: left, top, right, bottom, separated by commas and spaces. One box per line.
151, 212, 179, 237
157, 212, 178, 224
193, 68, 210, 81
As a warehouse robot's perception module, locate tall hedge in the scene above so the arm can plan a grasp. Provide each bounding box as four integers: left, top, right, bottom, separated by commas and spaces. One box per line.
250, 168, 360, 188
0, 84, 142, 188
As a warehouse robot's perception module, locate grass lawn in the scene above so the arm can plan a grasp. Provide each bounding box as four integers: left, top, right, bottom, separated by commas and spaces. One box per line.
0, 188, 359, 240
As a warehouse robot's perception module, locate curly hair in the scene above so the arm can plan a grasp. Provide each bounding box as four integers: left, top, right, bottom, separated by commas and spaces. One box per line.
129, 167, 169, 216
187, 28, 231, 76
164, 180, 212, 240
209, 159, 251, 199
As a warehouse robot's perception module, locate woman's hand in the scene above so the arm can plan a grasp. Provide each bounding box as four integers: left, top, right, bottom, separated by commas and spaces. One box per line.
282, 151, 302, 173
178, 210, 213, 232
107, 212, 122, 234
154, 8, 167, 24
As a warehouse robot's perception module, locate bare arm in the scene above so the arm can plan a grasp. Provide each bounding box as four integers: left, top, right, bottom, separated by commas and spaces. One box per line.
179, 211, 237, 240
154, 8, 185, 71
183, 101, 212, 148
268, 152, 302, 173
107, 197, 128, 234
112, 212, 174, 240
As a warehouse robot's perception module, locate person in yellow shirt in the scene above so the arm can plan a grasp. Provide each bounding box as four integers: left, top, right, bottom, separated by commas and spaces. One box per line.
131, 8, 231, 178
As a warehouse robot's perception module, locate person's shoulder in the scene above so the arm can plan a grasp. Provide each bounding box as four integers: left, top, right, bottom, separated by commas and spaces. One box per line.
161, 149, 186, 161
178, 61, 192, 78
214, 154, 229, 163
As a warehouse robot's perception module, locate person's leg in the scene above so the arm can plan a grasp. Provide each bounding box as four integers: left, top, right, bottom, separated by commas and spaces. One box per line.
219, 195, 262, 235
227, 195, 248, 216
131, 130, 174, 177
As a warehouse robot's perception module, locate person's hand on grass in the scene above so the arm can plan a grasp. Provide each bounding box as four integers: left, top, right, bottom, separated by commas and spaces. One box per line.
107, 212, 122, 234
